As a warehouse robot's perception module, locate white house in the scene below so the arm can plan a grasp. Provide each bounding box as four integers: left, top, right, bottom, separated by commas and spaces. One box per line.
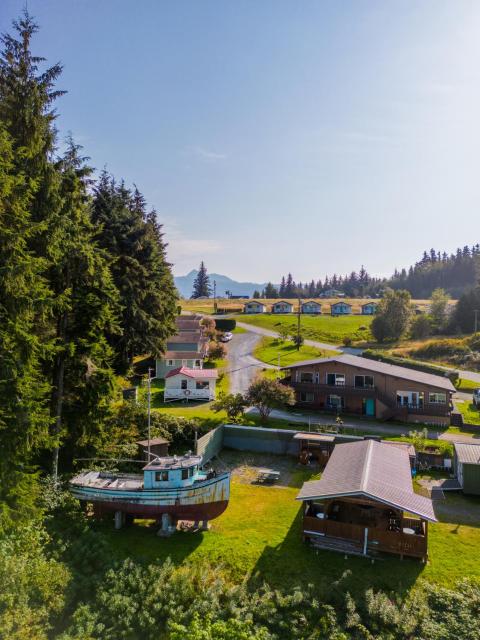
330, 301, 352, 316
272, 300, 294, 314
164, 367, 218, 402
301, 300, 321, 314
361, 302, 378, 315
244, 300, 267, 314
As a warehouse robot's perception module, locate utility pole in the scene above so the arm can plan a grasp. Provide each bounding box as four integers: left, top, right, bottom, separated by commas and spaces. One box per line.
296, 293, 302, 351
213, 279, 217, 314
147, 367, 154, 461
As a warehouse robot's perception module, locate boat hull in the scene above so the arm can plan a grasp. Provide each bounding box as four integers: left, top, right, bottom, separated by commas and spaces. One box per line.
70, 472, 230, 521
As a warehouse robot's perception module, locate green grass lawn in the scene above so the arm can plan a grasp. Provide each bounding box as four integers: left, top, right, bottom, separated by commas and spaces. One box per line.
455, 400, 480, 425
95, 473, 480, 597
253, 336, 339, 367
235, 314, 373, 345
456, 378, 480, 392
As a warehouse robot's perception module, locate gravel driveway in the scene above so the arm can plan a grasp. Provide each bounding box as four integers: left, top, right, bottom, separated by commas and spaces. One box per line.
227, 331, 276, 394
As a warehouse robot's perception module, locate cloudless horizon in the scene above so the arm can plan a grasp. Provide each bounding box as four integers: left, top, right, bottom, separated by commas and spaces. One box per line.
3, 1, 480, 281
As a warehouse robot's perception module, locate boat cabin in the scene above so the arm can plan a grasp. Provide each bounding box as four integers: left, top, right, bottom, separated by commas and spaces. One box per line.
297, 440, 436, 560
143, 454, 204, 489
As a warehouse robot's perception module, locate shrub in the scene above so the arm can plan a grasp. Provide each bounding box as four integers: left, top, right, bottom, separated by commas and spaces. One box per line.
212, 393, 247, 423
208, 341, 227, 361
245, 377, 295, 421
214, 318, 236, 332
410, 314, 432, 339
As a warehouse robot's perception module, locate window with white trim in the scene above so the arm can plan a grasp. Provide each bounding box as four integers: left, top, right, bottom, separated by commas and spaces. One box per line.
196, 381, 209, 390
167, 359, 174, 366
354, 375, 374, 389
300, 372, 314, 383
429, 392, 446, 404
327, 394, 344, 408
300, 392, 314, 402
326, 373, 346, 386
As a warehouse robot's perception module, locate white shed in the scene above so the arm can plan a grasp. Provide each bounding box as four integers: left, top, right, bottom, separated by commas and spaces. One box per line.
244, 300, 267, 314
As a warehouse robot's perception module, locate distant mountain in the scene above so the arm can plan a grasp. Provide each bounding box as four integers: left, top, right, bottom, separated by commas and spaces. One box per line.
174, 270, 268, 299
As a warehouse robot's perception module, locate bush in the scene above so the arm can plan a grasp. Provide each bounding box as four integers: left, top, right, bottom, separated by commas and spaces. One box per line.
245, 377, 295, 421
208, 341, 227, 360
410, 314, 432, 339
212, 393, 247, 422
214, 318, 236, 332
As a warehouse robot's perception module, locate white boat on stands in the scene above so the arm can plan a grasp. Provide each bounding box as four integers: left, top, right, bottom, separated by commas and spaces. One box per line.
70, 453, 230, 533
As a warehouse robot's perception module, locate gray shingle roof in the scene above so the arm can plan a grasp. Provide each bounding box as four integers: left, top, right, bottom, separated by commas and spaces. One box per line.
454, 443, 480, 465
297, 440, 437, 522
283, 353, 455, 392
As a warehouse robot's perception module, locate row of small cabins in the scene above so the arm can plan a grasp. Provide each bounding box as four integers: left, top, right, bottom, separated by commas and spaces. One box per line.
244, 300, 378, 315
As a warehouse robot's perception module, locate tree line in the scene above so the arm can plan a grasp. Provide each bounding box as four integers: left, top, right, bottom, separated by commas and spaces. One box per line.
246, 246, 480, 300
0, 13, 177, 526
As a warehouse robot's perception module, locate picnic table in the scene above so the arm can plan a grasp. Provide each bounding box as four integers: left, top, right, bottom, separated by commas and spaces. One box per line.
257, 468, 280, 483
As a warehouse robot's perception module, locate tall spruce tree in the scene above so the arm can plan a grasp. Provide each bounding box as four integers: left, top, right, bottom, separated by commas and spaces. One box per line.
191, 261, 211, 298
0, 13, 62, 523
48, 140, 120, 477
92, 173, 177, 372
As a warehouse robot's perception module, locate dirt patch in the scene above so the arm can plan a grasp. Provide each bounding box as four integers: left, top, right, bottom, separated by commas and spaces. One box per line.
210, 449, 319, 488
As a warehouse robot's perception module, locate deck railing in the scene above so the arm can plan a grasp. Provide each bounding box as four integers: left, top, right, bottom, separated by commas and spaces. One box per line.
303, 515, 427, 558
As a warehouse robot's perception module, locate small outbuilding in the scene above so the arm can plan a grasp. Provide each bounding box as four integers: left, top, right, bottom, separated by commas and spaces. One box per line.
330, 301, 352, 316
301, 300, 322, 314
361, 302, 378, 315
164, 367, 218, 402
136, 437, 170, 461
454, 443, 480, 495
272, 300, 294, 314
244, 300, 267, 314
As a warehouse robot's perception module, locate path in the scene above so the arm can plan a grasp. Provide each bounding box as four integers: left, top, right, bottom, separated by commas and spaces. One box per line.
227, 331, 276, 395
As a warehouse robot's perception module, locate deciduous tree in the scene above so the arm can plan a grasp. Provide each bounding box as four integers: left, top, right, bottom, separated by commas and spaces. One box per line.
245, 377, 295, 421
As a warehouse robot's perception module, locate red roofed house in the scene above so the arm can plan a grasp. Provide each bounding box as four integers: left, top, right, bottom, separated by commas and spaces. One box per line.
297, 439, 436, 560
164, 367, 218, 402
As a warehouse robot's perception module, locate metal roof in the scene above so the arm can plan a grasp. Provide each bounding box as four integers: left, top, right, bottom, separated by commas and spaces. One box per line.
296, 440, 436, 522
165, 366, 218, 379
282, 353, 455, 392
136, 437, 169, 446
165, 350, 205, 360
293, 432, 335, 442
454, 443, 480, 465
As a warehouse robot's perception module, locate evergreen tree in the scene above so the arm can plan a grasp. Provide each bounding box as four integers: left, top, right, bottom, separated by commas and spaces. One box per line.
284, 273, 296, 297
453, 286, 480, 333
191, 261, 211, 298
252, 290, 261, 299
264, 282, 277, 298
279, 276, 286, 297
0, 12, 62, 522
92, 173, 177, 371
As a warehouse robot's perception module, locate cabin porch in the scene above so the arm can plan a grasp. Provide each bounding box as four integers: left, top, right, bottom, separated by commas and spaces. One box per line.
302, 497, 428, 560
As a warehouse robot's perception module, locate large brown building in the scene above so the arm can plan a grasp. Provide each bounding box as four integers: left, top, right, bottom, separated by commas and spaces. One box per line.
283, 354, 455, 425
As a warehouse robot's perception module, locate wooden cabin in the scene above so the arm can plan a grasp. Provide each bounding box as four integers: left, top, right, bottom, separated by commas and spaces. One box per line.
330, 301, 352, 316
361, 302, 378, 315
301, 300, 322, 314
272, 300, 294, 314
297, 440, 436, 560
244, 300, 267, 314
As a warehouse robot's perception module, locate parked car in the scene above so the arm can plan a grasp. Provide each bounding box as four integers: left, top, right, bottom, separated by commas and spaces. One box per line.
220, 332, 233, 343
473, 388, 480, 408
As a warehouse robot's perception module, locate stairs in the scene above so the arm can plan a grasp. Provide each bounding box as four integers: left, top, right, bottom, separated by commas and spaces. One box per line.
309, 535, 364, 557
450, 411, 464, 427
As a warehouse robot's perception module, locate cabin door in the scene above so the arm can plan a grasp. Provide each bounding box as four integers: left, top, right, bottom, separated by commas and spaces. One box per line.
363, 398, 375, 417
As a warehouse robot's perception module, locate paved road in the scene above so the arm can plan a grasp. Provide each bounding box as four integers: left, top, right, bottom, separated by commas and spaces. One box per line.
245, 407, 480, 444
227, 331, 276, 394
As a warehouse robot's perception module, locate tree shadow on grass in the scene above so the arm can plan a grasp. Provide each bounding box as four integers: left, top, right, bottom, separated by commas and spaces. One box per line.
247, 505, 425, 601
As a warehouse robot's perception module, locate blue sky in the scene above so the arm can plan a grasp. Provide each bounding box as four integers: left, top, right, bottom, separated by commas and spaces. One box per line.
2, 1, 480, 281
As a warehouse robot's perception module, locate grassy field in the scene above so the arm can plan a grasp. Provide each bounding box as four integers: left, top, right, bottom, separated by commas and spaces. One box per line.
456, 378, 480, 392
455, 400, 480, 425
235, 314, 373, 345
253, 336, 339, 367
95, 453, 480, 597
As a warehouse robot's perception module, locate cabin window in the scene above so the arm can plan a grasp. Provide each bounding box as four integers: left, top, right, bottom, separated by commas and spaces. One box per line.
167, 359, 174, 366
181, 379, 188, 390
155, 471, 169, 482
196, 381, 209, 389
327, 395, 344, 409
326, 373, 345, 386
181, 469, 189, 480
195, 360, 201, 367
354, 375, 374, 389
300, 372, 313, 383
429, 392, 446, 404
300, 392, 314, 402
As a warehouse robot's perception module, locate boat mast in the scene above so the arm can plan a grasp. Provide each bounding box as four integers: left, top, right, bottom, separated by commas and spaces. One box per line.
147, 367, 154, 460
